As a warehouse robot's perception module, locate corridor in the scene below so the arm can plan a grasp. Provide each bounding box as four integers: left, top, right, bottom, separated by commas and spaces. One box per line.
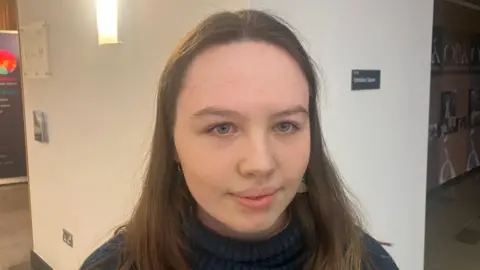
424, 173, 480, 270
0, 183, 32, 270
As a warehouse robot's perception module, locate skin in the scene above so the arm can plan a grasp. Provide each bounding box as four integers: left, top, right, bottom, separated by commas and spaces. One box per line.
174, 41, 311, 240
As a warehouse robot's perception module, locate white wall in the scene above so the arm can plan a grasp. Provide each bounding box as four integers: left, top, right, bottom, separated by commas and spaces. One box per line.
16, 1, 249, 269
251, 1, 433, 269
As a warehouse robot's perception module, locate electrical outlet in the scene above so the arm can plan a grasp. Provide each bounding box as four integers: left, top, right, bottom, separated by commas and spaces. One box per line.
63, 229, 73, 247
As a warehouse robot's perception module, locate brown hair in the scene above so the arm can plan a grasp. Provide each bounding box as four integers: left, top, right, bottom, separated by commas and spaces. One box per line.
121, 9, 367, 270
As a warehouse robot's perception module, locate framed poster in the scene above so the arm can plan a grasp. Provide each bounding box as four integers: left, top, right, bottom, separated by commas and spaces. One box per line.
0, 31, 27, 179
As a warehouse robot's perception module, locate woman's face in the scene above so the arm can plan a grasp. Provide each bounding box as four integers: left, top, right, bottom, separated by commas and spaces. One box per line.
174, 41, 310, 238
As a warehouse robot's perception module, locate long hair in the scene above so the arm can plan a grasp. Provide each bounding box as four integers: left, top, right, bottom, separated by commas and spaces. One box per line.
121, 10, 367, 270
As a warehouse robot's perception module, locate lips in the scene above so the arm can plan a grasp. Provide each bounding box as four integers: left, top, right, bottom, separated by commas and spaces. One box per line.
244, 194, 271, 199
233, 188, 278, 210
235, 187, 278, 198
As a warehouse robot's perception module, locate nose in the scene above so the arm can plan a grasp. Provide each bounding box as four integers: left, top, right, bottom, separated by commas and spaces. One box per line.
238, 134, 275, 179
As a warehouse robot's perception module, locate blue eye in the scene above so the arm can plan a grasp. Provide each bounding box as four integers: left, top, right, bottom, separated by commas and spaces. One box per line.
275, 122, 298, 133
212, 123, 234, 135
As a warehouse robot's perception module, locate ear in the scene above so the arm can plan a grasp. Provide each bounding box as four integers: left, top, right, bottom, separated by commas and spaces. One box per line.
297, 177, 307, 193
297, 183, 307, 193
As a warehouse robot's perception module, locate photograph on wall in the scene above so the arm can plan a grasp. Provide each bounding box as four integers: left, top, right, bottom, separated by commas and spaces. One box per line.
440, 91, 458, 134
468, 89, 480, 127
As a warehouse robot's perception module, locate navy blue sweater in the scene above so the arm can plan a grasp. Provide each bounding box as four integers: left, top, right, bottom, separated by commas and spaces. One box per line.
81, 217, 398, 270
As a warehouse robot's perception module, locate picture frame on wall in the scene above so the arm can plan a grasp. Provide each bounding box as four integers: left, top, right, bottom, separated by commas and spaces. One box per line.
440, 91, 458, 134
468, 89, 480, 127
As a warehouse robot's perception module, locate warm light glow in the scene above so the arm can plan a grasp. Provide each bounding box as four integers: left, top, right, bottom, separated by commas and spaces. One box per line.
95, 0, 119, 45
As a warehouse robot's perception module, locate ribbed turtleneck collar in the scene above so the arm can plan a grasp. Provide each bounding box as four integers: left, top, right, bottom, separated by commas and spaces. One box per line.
185, 215, 308, 270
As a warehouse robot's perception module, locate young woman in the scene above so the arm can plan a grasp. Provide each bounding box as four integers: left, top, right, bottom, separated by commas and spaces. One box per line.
81, 9, 398, 270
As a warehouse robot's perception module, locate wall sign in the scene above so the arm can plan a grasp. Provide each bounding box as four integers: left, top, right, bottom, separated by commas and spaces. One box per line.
19, 20, 51, 78
351, 70, 381, 91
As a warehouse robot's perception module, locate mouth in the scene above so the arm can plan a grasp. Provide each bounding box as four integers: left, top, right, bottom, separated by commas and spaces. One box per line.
232, 188, 279, 210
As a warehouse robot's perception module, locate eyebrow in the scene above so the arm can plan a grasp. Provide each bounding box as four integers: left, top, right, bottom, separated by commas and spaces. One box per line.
191, 105, 309, 119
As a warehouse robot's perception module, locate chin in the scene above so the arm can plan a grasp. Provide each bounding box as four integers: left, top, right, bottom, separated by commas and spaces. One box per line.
228, 216, 280, 235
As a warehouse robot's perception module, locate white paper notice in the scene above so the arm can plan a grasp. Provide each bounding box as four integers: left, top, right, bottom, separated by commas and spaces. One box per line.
20, 21, 51, 78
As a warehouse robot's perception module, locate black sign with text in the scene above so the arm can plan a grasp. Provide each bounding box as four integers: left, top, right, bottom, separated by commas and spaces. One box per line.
351, 70, 381, 91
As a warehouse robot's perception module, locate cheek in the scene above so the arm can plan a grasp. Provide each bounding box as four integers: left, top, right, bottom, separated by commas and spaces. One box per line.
277, 131, 311, 181
174, 126, 232, 195
180, 157, 231, 211
182, 170, 223, 202
180, 151, 228, 183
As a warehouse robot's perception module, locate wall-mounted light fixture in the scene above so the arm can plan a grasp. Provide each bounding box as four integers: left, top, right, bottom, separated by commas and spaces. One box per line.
95, 0, 120, 45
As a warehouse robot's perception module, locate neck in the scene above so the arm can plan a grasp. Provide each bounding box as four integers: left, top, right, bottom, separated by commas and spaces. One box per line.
197, 208, 290, 241
185, 210, 308, 270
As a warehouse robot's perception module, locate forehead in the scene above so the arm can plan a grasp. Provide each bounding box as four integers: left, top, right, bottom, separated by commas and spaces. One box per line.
179, 41, 309, 113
